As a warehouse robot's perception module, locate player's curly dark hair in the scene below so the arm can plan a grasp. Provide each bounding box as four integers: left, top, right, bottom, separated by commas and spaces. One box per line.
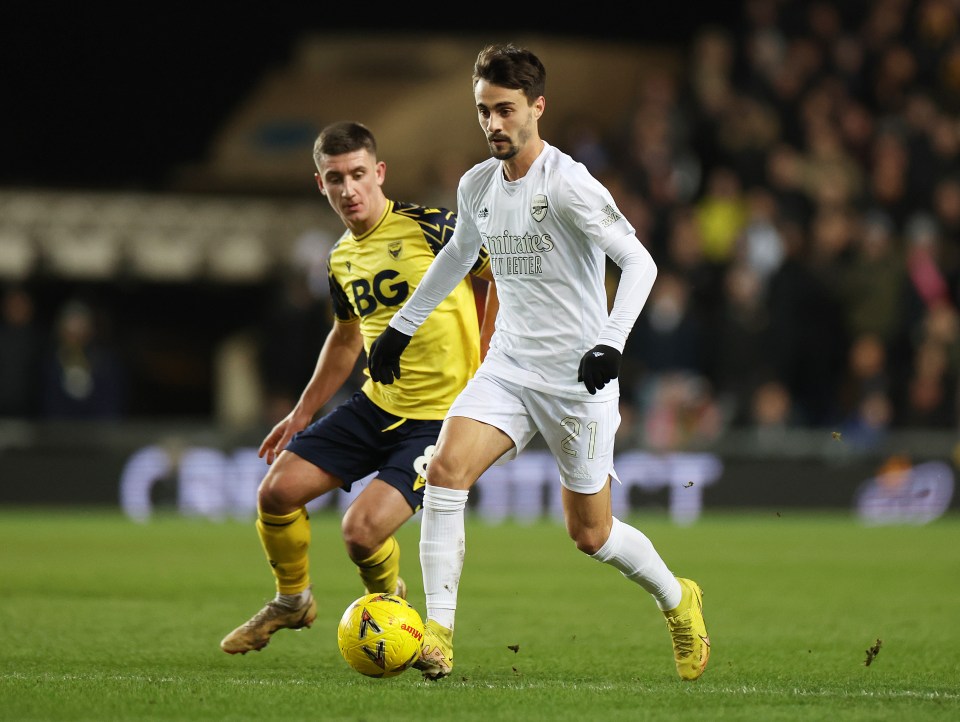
314, 121, 377, 164
472, 43, 546, 103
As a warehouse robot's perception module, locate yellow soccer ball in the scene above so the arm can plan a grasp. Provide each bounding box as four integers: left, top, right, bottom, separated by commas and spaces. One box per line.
337, 592, 424, 678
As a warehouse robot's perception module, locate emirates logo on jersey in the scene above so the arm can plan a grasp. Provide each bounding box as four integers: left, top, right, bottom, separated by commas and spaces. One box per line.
388, 240, 402, 259
531, 194, 548, 222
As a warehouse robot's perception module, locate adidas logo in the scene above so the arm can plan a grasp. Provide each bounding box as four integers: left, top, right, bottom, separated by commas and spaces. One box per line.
478, 207, 489, 218
572, 465, 591, 480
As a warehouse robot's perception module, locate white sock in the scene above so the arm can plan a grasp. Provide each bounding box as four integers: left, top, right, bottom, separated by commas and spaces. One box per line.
275, 586, 312, 609
420, 485, 468, 631
591, 517, 682, 610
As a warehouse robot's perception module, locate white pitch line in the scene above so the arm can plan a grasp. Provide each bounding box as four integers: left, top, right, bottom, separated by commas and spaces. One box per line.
2, 672, 958, 702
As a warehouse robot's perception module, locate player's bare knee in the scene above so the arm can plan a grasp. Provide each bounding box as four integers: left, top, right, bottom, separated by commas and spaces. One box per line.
256, 480, 280, 513
256, 475, 297, 515
343, 534, 385, 564
569, 527, 607, 556
341, 514, 385, 559
343, 539, 378, 563
423, 454, 459, 487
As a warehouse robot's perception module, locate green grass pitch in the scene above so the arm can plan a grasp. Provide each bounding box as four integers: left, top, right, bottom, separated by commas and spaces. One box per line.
1, 508, 958, 721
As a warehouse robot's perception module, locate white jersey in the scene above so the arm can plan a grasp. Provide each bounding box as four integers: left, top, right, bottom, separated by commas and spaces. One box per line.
392, 141, 656, 401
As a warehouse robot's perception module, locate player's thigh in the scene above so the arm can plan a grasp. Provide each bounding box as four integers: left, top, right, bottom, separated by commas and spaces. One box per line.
431, 370, 534, 488
285, 393, 384, 488
259, 450, 343, 512
281, 391, 419, 513
531, 392, 620, 494
429, 415, 516, 489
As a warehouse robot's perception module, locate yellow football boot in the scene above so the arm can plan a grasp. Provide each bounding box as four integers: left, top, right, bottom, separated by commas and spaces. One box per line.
220, 591, 317, 655
663, 578, 710, 680
413, 620, 454, 680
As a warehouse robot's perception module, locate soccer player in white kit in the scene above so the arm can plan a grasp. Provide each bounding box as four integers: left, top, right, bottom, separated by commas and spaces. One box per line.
368, 43, 710, 682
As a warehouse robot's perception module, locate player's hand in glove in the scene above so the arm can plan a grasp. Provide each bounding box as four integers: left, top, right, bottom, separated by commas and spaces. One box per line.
577, 344, 622, 395
367, 326, 412, 384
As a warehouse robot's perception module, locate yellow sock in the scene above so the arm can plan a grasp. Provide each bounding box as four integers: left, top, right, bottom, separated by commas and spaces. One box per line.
256, 507, 311, 595
356, 536, 400, 594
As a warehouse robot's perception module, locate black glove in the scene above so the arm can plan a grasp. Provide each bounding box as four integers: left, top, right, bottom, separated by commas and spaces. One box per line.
577, 344, 622, 395
367, 326, 412, 384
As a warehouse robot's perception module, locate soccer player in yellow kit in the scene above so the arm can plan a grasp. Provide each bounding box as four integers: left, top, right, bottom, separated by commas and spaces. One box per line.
221, 121, 496, 655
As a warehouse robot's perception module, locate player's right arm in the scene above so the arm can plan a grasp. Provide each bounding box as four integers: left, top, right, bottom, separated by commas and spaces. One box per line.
259, 319, 363, 464
478, 269, 498, 360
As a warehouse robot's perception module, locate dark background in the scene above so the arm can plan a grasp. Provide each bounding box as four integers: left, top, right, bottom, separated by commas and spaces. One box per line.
3, 7, 742, 191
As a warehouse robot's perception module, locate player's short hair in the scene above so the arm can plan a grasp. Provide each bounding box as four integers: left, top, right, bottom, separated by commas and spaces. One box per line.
472, 43, 546, 103
314, 121, 377, 165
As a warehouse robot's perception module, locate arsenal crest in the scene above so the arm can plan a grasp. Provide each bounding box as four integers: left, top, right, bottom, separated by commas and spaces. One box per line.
531, 194, 548, 222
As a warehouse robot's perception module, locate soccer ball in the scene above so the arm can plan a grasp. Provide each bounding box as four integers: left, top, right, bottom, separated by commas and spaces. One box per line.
337, 592, 424, 678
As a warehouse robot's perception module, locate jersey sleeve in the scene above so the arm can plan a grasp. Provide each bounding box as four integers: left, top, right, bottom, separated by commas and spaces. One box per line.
556, 165, 654, 352
327, 253, 357, 323
596, 233, 657, 351
410, 202, 490, 278
557, 165, 636, 250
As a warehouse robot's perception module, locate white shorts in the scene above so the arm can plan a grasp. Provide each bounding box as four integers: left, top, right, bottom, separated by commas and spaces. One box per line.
446, 368, 621, 494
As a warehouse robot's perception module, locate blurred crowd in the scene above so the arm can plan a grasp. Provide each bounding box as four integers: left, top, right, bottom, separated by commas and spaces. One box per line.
578, 0, 960, 449
2, 0, 958, 452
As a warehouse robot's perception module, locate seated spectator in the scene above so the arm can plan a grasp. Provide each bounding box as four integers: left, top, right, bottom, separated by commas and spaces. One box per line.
839, 389, 894, 450
41, 299, 126, 420
640, 372, 724, 452
748, 379, 797, 448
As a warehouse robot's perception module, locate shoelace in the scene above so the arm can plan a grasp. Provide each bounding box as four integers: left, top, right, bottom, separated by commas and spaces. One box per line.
666, 615, 694, 656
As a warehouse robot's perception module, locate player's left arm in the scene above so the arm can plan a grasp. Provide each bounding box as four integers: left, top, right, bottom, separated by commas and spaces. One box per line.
578, 234, 657, 393
597, 233, 657, 351
559, 167, 657, 351
558, 169, 658, 391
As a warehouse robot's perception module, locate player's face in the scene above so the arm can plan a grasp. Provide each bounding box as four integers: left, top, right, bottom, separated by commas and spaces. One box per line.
475, 80, 543, 161
315, 149, 386, 233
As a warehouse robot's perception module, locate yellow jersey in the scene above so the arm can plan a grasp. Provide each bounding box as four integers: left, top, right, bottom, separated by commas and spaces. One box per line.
327, 200, 490, 419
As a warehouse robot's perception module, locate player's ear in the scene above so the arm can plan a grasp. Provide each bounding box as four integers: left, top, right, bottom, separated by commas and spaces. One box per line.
315, 172, 326, 195
376, 160, 387, 185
